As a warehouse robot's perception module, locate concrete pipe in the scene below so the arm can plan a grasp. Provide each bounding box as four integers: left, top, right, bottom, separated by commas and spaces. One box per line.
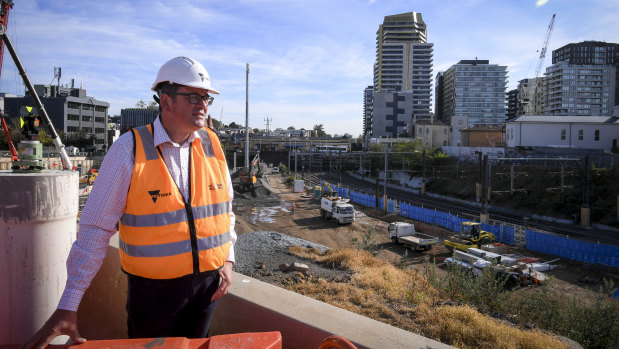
0, 170, 78, 345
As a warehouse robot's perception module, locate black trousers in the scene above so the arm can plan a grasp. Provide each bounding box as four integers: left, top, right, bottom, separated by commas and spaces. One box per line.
126, 270, 220, 339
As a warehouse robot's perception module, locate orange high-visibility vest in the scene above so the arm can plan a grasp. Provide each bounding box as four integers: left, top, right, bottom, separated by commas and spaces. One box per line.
118, 124, 231, 279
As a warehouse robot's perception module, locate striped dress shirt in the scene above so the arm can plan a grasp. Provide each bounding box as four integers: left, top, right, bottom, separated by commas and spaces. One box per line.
58, 117, 236, 311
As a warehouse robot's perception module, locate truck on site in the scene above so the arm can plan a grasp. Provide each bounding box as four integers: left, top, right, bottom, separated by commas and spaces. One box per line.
320, 195, 355, 224
444, 221, 496, 252
388, 222, 439, 251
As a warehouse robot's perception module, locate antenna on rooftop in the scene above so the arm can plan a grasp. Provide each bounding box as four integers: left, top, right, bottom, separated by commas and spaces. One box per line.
53, 67, 61, 88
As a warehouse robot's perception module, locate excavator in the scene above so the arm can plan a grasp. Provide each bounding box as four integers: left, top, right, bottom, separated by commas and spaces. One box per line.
444, 221, 496, 252
235, 152, 261, 193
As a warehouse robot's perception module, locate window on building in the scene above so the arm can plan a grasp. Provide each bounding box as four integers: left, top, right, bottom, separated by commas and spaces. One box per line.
594, 130, 600, 141
561, 129, 566, 140
82, 115, 91, 122
67, 114, 79, 121
578, 130, 583, 140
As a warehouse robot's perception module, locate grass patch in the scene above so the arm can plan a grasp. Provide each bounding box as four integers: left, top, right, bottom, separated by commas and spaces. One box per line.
287, 247, 579, 348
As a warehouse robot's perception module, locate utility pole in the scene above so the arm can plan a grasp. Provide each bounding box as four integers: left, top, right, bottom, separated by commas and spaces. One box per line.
480, 154, 489, 223
383, 145, 388, 210
245, 63, 250, 168
476, 151, 483, 203
581, 156, 591, 227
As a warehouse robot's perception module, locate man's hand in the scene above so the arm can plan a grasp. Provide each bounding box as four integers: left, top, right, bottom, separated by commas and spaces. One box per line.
22, 309, 86, 349
211, 261, 233, 301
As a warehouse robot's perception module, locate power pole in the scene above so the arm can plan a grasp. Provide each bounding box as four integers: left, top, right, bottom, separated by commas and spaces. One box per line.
383, 145, 388, 210
245, 63, 250, 168
480, 154, 489, 223
581, 156, 591, 227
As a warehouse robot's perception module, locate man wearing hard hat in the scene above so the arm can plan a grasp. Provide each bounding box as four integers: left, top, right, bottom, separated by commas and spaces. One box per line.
24, 57, 236, 347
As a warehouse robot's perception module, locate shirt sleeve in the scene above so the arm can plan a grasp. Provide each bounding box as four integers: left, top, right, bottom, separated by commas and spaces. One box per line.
58, 132, 135, 311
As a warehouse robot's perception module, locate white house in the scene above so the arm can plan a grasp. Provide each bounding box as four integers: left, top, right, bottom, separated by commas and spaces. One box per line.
505, 115, 619, 152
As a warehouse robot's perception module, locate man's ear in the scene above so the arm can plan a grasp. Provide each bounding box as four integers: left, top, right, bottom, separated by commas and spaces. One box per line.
160, 94, 172, 112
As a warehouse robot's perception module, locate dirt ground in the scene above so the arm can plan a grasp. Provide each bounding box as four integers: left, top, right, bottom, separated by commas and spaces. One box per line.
233, 173, 619, 299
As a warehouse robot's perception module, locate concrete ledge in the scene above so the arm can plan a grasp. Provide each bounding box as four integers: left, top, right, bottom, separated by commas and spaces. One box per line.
211, 272, 453, 349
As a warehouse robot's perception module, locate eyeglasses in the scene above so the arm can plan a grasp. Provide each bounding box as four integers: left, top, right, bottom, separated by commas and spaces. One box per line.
172, 92, 214, 106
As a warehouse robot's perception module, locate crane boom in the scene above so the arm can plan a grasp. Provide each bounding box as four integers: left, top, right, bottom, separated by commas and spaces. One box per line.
520, 13, 556, 116
0, 0, 12, 79
534, 13, 556, 81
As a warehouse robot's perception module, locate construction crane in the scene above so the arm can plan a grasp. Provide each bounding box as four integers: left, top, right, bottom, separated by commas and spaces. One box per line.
519, 13, 556, 116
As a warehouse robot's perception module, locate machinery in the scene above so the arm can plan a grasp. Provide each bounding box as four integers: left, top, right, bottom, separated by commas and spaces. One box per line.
388, 222, 439, 252
236, 152, 261, 192
0, 0, 72, 170
320, 195, 355, 224
444, 222, 495, 252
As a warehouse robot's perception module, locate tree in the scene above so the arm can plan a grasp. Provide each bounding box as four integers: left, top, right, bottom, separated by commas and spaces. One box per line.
228, 121, 239, 128
287, 126, 295, 130
351, 135, 364, 151
136, 99, 147, 109
313, 124, 327, 137
37, 130, 56, 147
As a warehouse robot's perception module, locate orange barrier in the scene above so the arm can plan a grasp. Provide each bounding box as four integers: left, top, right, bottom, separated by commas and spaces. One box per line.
317, 335, 358, 349
0, 332, 282, 349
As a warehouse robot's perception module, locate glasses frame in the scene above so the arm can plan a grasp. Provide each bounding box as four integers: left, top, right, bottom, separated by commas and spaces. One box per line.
171, 92, 214, 106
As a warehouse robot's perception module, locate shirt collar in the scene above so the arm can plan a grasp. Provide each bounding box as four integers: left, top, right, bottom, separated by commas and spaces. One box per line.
153, 116, 203, 147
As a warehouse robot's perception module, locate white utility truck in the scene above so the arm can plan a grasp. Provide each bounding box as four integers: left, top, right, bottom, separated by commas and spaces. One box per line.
320, 196, 355, 224
388, 222, 439, 251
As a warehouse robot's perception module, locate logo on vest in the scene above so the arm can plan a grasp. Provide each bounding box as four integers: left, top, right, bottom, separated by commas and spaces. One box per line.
208, 183, 224, 191
148, 190, 172, 203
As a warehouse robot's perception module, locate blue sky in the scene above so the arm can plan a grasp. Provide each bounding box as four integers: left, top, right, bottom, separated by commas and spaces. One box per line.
0, 0, 617, 137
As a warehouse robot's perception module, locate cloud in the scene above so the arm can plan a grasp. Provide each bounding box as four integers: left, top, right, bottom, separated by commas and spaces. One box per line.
536, 0, 549, 6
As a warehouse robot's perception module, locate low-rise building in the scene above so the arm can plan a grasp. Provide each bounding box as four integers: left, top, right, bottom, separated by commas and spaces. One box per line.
505, 115, 619, 152
414, 119, 450, 147
459, 126, 504, 147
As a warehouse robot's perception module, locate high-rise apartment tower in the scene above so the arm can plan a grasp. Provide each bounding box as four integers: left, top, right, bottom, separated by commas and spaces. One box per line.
369, 12, 433, 138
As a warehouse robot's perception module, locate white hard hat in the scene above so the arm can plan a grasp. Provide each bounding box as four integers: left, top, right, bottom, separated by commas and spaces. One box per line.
151, 56, 219, 94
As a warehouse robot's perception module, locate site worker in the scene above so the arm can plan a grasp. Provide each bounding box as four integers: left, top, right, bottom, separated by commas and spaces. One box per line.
23, 56, 236, 348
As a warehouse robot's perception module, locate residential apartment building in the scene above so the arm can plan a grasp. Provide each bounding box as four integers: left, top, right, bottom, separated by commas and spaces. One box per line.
434, 72, 445, 122
507, 88, 518, 120
370, 11, 433, 138
363, 86, 373, 138
546, 41, 618, 116
120, 108, 157, 133
438, 59, 508, 146
4, 84, 109, 150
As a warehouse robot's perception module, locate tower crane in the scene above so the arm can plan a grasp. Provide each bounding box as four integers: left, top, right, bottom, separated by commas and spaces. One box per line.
519, 13, 556, 116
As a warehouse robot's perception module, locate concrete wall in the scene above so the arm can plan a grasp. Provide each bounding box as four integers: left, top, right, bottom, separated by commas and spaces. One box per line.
75, 239, 453, 348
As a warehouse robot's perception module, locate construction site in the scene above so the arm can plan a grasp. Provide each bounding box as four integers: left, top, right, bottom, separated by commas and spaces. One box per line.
224, 160, 619, 348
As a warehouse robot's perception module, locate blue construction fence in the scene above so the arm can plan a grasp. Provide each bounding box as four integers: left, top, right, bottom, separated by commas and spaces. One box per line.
526, 230, 619, 268
319, 182, 617, 267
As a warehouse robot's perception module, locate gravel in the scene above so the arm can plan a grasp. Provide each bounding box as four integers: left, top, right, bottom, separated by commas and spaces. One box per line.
233, 231, 351, 284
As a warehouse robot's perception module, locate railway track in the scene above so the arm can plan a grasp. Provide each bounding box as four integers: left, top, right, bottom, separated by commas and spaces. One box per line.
305, 172, 619, 246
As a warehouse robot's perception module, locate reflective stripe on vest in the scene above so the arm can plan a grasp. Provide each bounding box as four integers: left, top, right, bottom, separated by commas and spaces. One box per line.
119, 124, 231, 279
121, 201, 230, 228
120, 231, 230, 257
